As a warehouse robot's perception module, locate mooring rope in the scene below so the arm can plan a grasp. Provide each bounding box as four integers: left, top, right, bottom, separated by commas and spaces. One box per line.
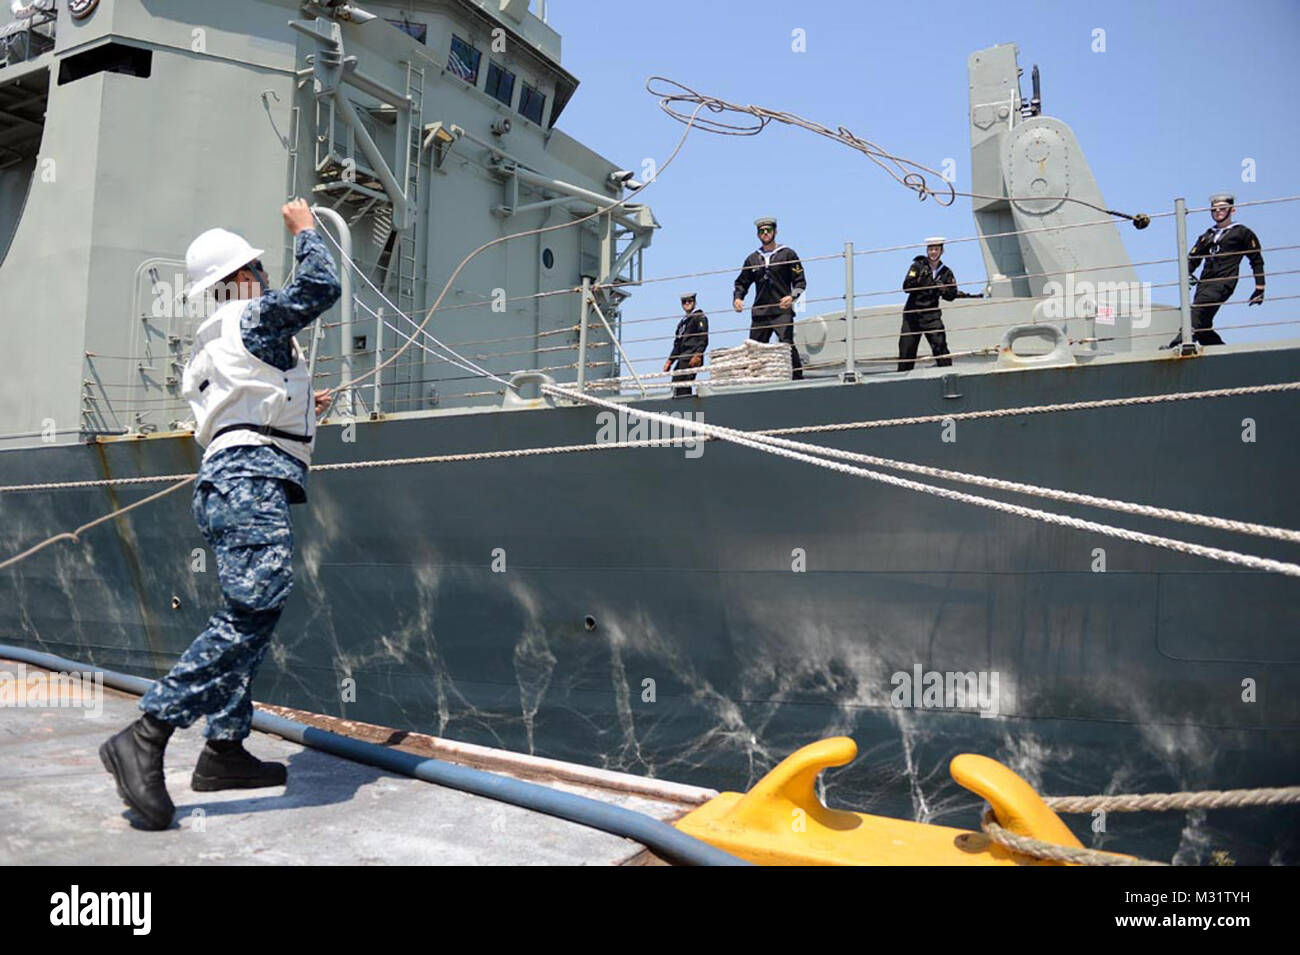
978, 785, 1300, 865
3, 378, 1299, 574
979, 813, 1166, 866
537, 383, 1300, 578
0, 478, 193, 572
5, 379, 1297, 491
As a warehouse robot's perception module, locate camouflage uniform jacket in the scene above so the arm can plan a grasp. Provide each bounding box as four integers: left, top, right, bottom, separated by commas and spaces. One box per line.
198, 228, 341, 503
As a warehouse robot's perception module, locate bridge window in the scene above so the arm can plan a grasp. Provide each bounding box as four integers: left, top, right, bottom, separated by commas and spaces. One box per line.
485, 62, 515, 107
386, 18, 427, 44
447, 34, 480, 84
57, 42, 152, 85
519, 82, 545, 125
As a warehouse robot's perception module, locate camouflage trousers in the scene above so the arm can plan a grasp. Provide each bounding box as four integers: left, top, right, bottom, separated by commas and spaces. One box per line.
140, 476, 295, 740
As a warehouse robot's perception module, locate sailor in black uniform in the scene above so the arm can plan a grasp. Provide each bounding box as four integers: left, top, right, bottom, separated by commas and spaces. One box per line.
898, 237, 980, 372
664, 292, 708, 397
733, 216, 806, 380
1167, 193, 1265, 348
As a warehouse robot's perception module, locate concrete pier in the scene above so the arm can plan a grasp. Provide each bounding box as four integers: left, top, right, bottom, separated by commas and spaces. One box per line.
0, 659, 711, 865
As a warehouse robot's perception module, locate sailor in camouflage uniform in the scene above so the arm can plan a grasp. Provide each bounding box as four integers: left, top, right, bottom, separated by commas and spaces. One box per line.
100, 199, 340, 830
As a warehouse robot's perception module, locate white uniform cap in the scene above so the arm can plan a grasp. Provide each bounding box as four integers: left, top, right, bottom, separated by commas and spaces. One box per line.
924, 236, 946, 246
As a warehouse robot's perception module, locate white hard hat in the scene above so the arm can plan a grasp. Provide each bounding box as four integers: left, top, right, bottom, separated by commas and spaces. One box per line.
185, 228, 264, 298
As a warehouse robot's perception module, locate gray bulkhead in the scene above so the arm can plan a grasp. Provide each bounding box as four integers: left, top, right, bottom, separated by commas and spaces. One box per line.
0, 0, 653, 450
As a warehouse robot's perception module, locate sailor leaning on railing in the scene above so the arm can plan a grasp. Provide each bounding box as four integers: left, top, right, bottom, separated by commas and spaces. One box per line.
99, 199, 342, 832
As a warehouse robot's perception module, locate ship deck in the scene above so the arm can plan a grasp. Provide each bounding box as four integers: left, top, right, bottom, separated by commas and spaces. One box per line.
0, 658, 709, 865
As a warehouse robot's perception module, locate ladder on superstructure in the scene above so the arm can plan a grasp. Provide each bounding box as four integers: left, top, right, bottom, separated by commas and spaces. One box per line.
392, 62, 425, 410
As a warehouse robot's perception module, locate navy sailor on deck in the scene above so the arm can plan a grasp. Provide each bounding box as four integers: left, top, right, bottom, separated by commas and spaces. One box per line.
99, 199, 341, 830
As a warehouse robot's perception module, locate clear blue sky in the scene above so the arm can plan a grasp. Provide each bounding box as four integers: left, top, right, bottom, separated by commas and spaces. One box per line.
542, 0, 1300, 367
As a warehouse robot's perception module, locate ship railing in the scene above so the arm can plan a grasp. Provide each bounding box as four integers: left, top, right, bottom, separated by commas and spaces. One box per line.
297, 193, 1300, 411
79, 194, 1300, 432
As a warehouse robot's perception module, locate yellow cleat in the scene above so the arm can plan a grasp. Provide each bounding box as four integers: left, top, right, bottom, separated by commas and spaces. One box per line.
674, 737, 1129, 865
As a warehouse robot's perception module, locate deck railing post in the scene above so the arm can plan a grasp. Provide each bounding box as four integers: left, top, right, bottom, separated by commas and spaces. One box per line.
1175, 197, 1196, 356
577, 277, 591, 392
843, 242, 857, 382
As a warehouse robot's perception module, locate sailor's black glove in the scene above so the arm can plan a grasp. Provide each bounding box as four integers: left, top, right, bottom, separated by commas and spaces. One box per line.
1249, 287, 1265, 306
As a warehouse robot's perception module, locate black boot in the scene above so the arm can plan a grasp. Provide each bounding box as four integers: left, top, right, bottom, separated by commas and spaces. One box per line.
192, 738, 287, 791
99, 714, 176, 830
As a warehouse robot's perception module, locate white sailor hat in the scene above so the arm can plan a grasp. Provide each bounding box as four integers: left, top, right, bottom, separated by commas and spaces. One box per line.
754, 216, 777, 229
680, 291, 697, 301
1209, 193, 1235, 206
924, 236, 947, 246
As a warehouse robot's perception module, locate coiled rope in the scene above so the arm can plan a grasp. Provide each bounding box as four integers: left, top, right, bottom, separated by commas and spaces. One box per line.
646, 77, 1151, 226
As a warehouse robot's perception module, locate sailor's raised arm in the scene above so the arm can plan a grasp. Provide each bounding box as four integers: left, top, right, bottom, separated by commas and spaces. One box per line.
245, 199, 343, 343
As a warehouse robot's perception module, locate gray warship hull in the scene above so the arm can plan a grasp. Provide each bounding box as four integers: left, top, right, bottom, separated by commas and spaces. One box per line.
4, 343, 1298, 862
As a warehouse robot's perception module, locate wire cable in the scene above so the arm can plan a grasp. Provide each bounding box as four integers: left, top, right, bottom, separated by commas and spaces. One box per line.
646, 77, 1152, 228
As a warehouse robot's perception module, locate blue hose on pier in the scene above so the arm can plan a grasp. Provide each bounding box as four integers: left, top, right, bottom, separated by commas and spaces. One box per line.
0, 644, 748, 866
